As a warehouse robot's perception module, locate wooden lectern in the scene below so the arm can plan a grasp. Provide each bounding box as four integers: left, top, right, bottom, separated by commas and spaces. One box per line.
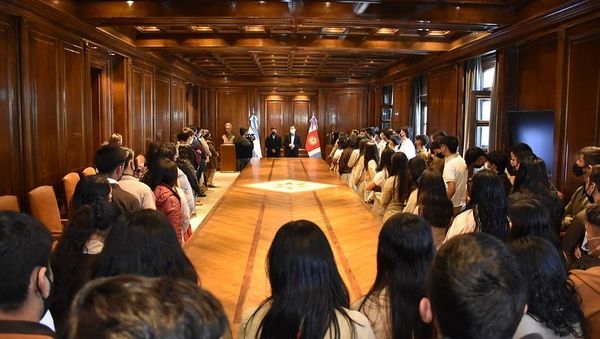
220, 143, 236, 172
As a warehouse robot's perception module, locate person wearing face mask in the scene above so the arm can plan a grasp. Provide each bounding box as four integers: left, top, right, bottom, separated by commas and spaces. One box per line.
564, 146, 600, 229
265, 127, 282, 157
0, 211, 55, 338
570, 204, 600, 337
284, 125, 301, 157
397, 126, 416, 160
483, 150, 511, 196
564, 165, 600, 269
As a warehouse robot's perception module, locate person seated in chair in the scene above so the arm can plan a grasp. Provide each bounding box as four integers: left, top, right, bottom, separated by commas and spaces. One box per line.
0, 211, 55, 338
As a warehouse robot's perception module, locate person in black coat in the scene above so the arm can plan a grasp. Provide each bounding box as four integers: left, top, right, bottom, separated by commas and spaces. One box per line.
265, 127, 282, 157
284, 125, 301, 157
235, 127, 254, 171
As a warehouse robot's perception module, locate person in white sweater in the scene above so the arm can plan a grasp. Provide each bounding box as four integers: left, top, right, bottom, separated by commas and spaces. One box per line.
239, 220, 375, 339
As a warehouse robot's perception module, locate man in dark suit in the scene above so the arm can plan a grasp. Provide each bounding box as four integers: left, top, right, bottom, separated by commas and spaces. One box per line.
265, 127, 282, 157
96, 144, 141, 214
235, 127, 254, 171
284, 125, 301, 157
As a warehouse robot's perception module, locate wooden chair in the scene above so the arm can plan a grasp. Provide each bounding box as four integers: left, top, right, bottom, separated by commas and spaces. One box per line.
62, 172, 80, 211
0, 195, 20, 212
82, 167, 97, 176
28, 186, 65, 238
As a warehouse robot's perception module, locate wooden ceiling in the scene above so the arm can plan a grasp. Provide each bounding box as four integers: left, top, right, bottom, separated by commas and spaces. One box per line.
73, 0, 530, 82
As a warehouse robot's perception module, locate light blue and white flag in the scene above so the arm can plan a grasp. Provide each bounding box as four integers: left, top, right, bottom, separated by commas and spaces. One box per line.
249, 113, 262, 158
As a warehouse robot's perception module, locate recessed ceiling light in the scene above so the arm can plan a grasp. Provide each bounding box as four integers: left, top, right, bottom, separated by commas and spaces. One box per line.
245, 25, 266, 33
190, 25, 213, 32
259, 0, 266, 3
323, 27, 346, 34
135, 26, 161, 32
376, 28, 398, 35
126, 0, 133, 6
325, 2, 330, 7
428, 30, 450, 36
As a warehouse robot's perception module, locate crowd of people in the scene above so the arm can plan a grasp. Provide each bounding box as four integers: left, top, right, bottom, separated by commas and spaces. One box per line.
2, 124, 600, 338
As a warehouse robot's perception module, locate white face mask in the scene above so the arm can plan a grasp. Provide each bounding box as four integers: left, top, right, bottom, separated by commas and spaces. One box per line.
582, 231, 600, 252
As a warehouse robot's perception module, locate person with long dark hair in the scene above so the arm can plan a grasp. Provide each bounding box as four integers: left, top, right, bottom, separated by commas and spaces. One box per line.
510, 155, 563, 233
148, 157, 184, 243
50, 175, 117, 333
445, 169, 510, 242
381, 152, 410, 222
511, 237, 584, 338
354, 213, 435, 339
338, 135, 357, 184
367, 147, 394, 192
350, 137, 369, 191
358, 142, 380, 201
403, 157, 428, 214
239, 220, 375, 339
93, 209, 198, 283
414, 169, 453, 248
509, 198, 560, 248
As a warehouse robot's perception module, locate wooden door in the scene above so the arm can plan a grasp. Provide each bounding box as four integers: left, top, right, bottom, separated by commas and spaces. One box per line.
292, 99, 310, 147
266, 98, 284, 136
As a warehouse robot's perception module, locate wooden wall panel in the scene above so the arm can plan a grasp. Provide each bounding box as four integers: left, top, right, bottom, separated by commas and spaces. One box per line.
111, 57, 128, 145
559, 20, 600, 195
143, 70, 154, 151
61, 41, 86, 172
427, 65, 463, 138
517, 38, 557, 111
393, 79, 410, 129
292, 99, 310, 142
28, 30, 61, 187
130, 65, 145, 153
170, 78, 186, 139
325, 90, 366, 135
155, 75, 171, 142
0, 14, 21, 196
266, 98, 283, 134
216, 89, 250, 146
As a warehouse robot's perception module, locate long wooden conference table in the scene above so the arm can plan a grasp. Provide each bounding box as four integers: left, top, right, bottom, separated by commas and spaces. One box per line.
184, 157, 382, 330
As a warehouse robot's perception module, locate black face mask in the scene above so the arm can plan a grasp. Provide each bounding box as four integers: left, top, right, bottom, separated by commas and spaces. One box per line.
573, 163, 587, 177
435, 152, 445, 159
271, 131, 277, 136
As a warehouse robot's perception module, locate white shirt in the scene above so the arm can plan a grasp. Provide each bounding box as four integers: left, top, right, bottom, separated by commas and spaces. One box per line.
443, 153, 468, 208
290, 133, 295, 146
444, 209, 476, 242
372, 168, 388, 188
399, 138, 416, 159
239, 303, 375, 339
119, 174, 157, 210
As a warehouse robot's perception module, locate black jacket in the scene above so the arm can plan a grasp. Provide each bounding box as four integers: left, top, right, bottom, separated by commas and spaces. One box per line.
284, 133, 301, 157
235, 136, 254, 159
265, 134, 282, 157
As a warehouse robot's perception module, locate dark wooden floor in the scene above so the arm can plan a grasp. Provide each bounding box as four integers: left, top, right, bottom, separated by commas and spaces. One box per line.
183, 158, 382, 333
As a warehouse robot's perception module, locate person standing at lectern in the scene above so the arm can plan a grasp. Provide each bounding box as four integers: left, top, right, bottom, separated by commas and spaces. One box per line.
222, 122, 235, 144
265, 127, 282, 157
284, 125, 301, 157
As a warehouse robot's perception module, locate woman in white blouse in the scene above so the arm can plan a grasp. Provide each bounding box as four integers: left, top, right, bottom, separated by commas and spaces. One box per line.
444, 169, 510, 243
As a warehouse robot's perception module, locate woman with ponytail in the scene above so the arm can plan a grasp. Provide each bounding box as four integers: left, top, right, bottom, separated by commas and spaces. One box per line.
50, 175, 117, 334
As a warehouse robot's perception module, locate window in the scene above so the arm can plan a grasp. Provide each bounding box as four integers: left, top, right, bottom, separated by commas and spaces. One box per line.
466, 55, 495, 150
381, 85, 393, 129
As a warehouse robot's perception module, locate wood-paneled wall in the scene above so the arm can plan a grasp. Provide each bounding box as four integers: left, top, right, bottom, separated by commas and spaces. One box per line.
0, 12, 201, 204
427, 65, 464, 138
204, 87, 368, 153
376, 9, 600, 198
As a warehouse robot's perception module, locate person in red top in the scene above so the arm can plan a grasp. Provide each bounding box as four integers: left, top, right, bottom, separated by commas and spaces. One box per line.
148, 158, 183, 244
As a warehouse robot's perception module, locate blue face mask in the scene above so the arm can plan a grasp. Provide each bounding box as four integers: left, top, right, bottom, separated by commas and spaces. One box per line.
191, 138, 200, 147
